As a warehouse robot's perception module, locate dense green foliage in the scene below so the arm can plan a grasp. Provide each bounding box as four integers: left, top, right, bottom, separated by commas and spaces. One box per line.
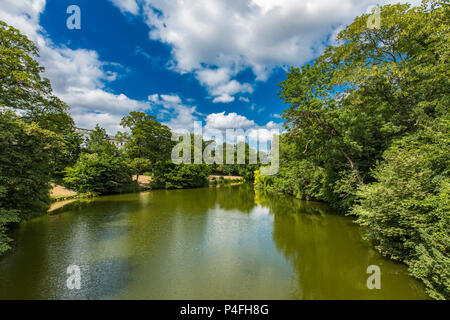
0, 21, 71, 129
1, 3, 447, 300
121, 111, 173, 175
256, 1, 449, 298
152, 133, 213, 189
128, 157, 152, 180
0, 21, 75, 254
84, 125, 120, 156
153, 162, 211, 189
63, 153, 137, 195
213, 142, 260, 182
352, 121, 449, 299
271, 1, 449, 210
0, 20, 80, 179
256, 135, 325, 201
63, 125, 138, 195
0, 111, 62, 253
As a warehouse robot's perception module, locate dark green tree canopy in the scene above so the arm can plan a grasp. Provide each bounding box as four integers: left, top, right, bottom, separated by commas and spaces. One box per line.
279, 1, 449, 207
0, 21, 73, 132
121, 111, 173, 170
0, 111, 63, 253
86, 124, 120, 156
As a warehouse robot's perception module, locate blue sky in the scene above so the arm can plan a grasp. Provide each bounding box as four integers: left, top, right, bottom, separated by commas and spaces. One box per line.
0, 0, 420, 135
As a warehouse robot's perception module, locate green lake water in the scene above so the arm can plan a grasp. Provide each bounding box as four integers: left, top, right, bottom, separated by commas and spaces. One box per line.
0, 184, 428, 299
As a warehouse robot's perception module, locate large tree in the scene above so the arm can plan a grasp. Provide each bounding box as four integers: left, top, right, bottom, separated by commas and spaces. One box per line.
121, 111, 173, 178
279, 1, 449, 209
0, 21, 73, 131
0, 111, 62, 254
0, 20, 79, 254
0, 20, 81, 177
85, 124, 120, 156
269, 0, 449, 299
352, 120, 449, 300
63, 125, 137, 195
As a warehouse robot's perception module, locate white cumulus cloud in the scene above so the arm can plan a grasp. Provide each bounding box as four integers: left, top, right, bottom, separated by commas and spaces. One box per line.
110, 0, 422, 103
148, 94, 202, 132
109, 0, 139, 15
205, 112, 255, 130
204, 111, 283, 146
0, 0, 150, 134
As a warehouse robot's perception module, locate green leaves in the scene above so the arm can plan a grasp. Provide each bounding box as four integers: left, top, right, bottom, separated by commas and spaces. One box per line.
121, 111, 173, 172
277, 0, 449, 210
0, 21, 72, 132
128, 157, 152, 180
352, 120, 450, 299
0, 111, 64, 253
85, 124, 120, 156
63, 124, 138, 195
153, 161, 211, 189
63, 153, 136, 195
0, 20, 80, 255
0, 208, 19, 254
273, 0, 449, 298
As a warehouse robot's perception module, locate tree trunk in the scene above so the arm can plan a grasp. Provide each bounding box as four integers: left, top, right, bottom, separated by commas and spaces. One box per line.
341, 150, 363, 185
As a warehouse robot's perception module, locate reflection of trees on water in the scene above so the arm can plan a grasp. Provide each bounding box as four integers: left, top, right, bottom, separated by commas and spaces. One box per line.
146, 188, 217, 214
254, 189, 427, 299
49, 193, 146, 216
214, 184, 256, 214
0, 194, 144, 299
254, 189, 333, 216
2, 186, 427, 299
271, 208, 362, 299
52, 184, 257, 219
254, 189, 357, 299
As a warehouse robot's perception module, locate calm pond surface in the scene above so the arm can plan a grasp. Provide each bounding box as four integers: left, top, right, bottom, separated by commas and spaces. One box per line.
0, 184, 428, 299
